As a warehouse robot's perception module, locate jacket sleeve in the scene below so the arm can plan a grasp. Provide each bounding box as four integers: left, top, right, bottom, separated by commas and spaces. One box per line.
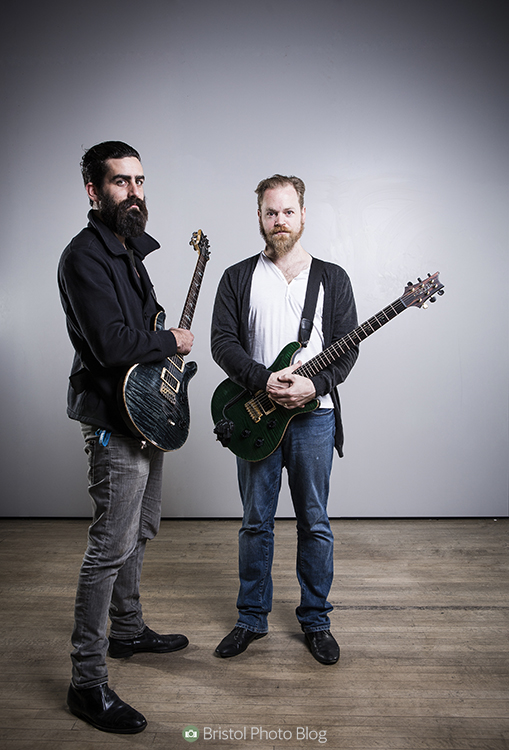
309, 265, 359, 397
211, 265, 271, 393
59, 238, 178, 370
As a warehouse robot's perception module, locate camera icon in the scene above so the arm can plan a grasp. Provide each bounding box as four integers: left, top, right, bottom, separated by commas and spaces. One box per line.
182, 725, 200, 743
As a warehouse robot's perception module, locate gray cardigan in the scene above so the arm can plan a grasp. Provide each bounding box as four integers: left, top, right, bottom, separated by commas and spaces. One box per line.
211, 254, 359, 456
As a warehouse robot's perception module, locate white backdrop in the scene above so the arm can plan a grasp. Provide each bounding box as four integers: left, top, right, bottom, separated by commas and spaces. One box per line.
0, 0, 507, 517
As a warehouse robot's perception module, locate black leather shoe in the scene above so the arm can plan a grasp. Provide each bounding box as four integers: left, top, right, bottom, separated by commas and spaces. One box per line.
67, 683, 147, 734
108, 626, 189, 658
305, 630, 340, 664
215, 626, 267, 658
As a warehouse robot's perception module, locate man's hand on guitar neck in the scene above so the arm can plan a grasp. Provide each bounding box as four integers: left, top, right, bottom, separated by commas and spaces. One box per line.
266, 361, 316, 410
170, 328, 194, 355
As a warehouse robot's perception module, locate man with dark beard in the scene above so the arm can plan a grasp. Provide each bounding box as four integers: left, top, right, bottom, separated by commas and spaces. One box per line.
211, 175, 358, 665
58, 141, 194, 734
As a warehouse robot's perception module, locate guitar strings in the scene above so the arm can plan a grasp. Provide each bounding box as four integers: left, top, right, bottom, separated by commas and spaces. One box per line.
247, 280, 436, 407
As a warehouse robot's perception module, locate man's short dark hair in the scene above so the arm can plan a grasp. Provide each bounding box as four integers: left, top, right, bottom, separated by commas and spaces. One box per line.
255, 174, 306, 210
81, 141, 141, 196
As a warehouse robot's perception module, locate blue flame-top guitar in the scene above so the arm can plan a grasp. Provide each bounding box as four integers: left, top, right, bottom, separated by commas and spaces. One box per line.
120, 230, 210, 451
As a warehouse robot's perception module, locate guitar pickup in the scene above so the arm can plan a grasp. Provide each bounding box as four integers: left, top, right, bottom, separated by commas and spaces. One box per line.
161, 368, 180, 395
169, 355, 185, 373
261, 400, 276, 416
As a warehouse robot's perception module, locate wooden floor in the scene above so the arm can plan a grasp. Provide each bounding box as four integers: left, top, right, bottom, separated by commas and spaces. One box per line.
0, 517, 508, 750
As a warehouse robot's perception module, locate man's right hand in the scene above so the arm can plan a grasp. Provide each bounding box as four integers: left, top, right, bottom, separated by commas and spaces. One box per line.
170, 328, 194, 355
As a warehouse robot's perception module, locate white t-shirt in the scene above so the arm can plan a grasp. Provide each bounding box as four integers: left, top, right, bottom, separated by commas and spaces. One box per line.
248, 252, 333, 409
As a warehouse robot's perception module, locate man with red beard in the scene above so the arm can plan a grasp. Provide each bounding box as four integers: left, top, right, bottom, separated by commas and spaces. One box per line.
58, 141, 193, 733
211, 175, 358, 665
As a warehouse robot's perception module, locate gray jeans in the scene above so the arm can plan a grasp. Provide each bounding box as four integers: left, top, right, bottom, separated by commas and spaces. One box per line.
71, 424, 163, 688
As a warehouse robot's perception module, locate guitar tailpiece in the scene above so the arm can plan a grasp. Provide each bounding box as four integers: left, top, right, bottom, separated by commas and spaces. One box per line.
213, 419, 234, 447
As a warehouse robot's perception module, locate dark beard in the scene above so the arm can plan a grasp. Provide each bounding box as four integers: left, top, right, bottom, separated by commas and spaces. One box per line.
259, 218, 305, 257
99, 193, 149, 238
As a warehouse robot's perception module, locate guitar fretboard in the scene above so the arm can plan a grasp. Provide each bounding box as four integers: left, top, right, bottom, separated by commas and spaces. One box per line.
296, 297, 408, 378
178, 248, 209, 331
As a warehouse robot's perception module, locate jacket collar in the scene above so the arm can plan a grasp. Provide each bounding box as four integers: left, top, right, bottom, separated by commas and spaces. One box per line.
87, 210, 160, 260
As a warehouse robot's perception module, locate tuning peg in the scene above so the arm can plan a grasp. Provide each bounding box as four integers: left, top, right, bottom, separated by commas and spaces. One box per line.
437, 289, 445, 296
429, 296, 436, 303
418, 277, 422, 282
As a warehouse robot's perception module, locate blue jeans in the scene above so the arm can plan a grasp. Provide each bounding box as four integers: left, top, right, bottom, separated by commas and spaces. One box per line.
235, 409, 335, 634
71, 424, 163, 688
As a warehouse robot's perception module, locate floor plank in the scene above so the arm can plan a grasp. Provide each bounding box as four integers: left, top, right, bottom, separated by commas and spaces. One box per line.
0, 518, 508, 749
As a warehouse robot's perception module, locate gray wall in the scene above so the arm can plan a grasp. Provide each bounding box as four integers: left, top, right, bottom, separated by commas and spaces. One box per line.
1, 0, 507, 518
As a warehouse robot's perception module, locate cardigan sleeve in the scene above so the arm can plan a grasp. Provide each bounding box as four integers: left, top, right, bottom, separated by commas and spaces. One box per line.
211, 260, 271, 393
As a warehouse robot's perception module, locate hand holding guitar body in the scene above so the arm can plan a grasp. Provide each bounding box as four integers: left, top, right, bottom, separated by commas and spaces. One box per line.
267, 361, 316, 409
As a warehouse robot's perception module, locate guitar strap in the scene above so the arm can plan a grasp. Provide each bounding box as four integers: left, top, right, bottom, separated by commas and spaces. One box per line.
299, 258, 325, 347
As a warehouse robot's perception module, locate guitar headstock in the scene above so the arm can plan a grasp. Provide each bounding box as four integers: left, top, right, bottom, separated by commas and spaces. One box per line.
401, 272, 445, 309
190, 229, 211, 261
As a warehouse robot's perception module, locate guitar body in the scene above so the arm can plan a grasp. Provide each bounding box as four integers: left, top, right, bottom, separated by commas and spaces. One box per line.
121, 355, 197, 451
120, 230, 210, 451
211, 341, 318, 462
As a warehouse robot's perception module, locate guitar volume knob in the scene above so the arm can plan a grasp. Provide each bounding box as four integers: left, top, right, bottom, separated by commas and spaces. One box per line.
254, 438, 265, 448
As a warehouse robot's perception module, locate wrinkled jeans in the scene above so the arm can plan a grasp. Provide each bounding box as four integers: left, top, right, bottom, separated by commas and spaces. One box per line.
235, 409, 335, 634
71, 424, 163, 688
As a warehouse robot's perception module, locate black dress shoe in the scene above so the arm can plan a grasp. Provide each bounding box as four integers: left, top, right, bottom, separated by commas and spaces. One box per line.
67, 683, 147, 734
108, 625, 189, 658
215, 626, 267, 658
304, 630, 340, 665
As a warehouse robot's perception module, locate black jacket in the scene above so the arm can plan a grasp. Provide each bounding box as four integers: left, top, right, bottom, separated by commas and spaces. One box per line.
58, 211, 178, 435
211, 253, 359, 456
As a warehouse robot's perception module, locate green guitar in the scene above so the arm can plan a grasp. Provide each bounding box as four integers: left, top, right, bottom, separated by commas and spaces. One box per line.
211, 273, 444, 461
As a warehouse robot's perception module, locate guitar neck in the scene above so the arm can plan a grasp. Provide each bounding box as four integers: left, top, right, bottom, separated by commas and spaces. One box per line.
296, 296, 408, 378
178, 252, 208, 330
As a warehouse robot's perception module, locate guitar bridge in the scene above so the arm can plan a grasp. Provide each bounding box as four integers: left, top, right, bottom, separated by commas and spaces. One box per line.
160, 382, 176, 404
245, 394, 276, 423
245, 400, 262, 423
